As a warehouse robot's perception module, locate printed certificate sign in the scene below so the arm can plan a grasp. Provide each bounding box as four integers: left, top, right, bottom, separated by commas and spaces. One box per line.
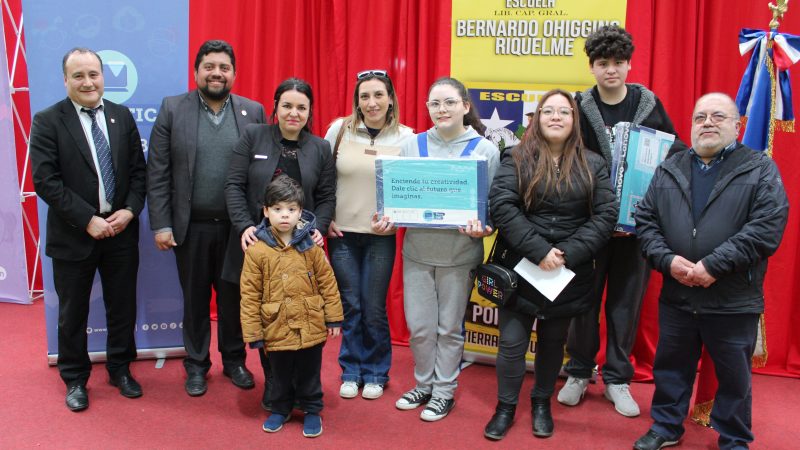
375, 156, 488, 228
611, 123, 675, 233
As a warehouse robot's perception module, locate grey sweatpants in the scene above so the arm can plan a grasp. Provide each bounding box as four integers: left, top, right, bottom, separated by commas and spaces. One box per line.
403, 258, 474, 400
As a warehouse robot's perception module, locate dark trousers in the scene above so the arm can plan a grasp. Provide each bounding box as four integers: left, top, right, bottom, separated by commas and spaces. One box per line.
269, 343, 324, 415
53, 232, 139, 386
174, 220, 245, 374
650, 302, 758, 450
564, 236, 649, 384
496, 307, 572, 403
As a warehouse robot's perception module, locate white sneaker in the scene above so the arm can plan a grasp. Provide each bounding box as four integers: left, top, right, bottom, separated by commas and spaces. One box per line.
339, 381, 359, 399
604, 383, 640, 417
362, 383, 384, 400
557, 376, 590, 406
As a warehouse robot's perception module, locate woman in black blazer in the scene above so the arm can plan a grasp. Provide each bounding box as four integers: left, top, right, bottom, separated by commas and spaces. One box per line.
223, 78, 336, 409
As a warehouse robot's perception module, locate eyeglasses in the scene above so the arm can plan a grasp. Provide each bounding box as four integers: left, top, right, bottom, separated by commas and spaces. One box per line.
540, 106, 573, 117
693, 112, 733, 125
426, 98, 462, 111
357, 69, 388, 80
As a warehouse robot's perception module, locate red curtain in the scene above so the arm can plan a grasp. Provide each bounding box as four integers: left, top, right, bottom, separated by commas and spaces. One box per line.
188, 0, 800, 378
6, 0, 797, 377
625, 0, 800, 379
189, 0, 453, 344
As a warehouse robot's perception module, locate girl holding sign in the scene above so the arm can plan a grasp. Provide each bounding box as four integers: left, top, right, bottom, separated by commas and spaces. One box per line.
384, 77, 499, 422
485, 89, 617, 440
323, 70, 413, 401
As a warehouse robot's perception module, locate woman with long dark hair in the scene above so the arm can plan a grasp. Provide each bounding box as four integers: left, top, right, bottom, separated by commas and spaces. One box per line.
323, 70, 413, 400
224, 77, 336, 414
484, 89, 617, 440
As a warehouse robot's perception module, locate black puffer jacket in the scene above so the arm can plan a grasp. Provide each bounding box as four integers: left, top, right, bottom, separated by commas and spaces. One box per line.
634, 142, 789, 314
489, 147, 618, 319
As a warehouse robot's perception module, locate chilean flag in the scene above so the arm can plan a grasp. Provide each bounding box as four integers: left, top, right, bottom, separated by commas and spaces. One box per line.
735, 28, 800, 151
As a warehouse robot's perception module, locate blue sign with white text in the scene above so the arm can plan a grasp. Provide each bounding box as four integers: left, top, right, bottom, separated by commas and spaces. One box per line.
23, 0, 189, 360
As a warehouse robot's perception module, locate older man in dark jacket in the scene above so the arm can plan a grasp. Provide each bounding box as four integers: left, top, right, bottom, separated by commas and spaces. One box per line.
632, 93, 789, 450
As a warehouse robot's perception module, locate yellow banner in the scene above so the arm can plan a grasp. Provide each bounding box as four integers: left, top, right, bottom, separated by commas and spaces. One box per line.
451, 0, 628, 85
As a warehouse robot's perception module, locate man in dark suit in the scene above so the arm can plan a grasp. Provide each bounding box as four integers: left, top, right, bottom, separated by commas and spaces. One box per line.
147, 40, 265, 396
30, 47, 147, 411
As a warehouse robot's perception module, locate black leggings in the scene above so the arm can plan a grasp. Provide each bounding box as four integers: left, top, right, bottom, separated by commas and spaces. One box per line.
495, 307, 572, 403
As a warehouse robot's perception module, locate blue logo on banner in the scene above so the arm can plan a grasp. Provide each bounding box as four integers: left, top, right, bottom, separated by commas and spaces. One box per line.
98, 49, 138, 103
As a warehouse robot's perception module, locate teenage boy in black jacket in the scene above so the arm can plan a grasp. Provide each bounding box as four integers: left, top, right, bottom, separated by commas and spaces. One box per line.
557, 25, 688, 418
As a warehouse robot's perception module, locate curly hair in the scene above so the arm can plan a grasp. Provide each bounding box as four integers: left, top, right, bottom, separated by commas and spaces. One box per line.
584, 25, 634, 64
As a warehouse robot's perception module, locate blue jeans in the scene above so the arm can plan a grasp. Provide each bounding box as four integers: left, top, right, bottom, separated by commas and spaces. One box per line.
329, 232, 396, 385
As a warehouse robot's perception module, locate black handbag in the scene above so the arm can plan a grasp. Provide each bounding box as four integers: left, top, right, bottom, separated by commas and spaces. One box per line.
475, 238, 518, 306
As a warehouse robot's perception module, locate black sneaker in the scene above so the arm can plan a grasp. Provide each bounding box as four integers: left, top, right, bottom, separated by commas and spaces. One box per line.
420, 397, 455, 422
634, 430, 680, 450
395, 388, 432, 410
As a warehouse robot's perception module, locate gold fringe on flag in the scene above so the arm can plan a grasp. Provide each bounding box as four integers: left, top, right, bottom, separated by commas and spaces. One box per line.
775, 119, 796, 132
767, 51, 778, 158
753, 313, 768, 368
690, 400, 714, 427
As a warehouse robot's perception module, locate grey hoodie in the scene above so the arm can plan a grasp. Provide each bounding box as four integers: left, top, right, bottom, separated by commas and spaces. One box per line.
400, 126, 500, 267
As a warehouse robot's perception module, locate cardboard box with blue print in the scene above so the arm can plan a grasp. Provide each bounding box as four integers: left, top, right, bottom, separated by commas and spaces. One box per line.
611, 123, 675, 233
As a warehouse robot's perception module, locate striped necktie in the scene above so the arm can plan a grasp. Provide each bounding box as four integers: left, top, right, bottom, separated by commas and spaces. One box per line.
81, 106, 115, 203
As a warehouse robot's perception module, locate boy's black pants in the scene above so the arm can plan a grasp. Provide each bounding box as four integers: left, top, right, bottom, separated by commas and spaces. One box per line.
268, 343, 324, 415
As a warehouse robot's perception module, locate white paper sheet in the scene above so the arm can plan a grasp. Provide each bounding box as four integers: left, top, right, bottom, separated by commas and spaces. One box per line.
513, 258, 576, 302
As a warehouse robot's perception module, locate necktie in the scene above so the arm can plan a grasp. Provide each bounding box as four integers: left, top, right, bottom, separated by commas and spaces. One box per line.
82, 106, 116, 203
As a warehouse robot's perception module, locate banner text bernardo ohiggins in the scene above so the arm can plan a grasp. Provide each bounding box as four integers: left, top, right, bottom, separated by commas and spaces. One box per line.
456, 1, 620, 56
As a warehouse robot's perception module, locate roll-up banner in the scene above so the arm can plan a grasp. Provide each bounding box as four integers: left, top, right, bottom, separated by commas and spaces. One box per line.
23, 0, 189, 363
0, 19, 30, 304
451, 0, 627, 367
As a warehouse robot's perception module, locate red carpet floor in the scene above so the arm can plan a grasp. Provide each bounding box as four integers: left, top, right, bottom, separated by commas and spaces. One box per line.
1, 301, 797, 449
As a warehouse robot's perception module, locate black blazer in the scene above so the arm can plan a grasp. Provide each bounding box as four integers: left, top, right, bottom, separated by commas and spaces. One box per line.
30, 98, 146, 261
222, 124, 336, 282
146, 91, 266, 245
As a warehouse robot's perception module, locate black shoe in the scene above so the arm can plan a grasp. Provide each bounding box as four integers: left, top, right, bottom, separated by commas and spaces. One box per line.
634, 430, 680, 450
185, 372, 208, 397
223, 365, 255, 389
420, 397, 455, 421
532, 397, 554, 438
109, 373, 143, 398
484, 401, 516, 440
65, 384, 88, 412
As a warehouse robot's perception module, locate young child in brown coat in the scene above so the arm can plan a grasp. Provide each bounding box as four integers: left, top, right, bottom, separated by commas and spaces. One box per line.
240, 175, 343, 438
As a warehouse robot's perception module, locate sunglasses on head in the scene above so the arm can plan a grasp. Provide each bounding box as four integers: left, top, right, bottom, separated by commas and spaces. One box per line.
357, 69, 388, 80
